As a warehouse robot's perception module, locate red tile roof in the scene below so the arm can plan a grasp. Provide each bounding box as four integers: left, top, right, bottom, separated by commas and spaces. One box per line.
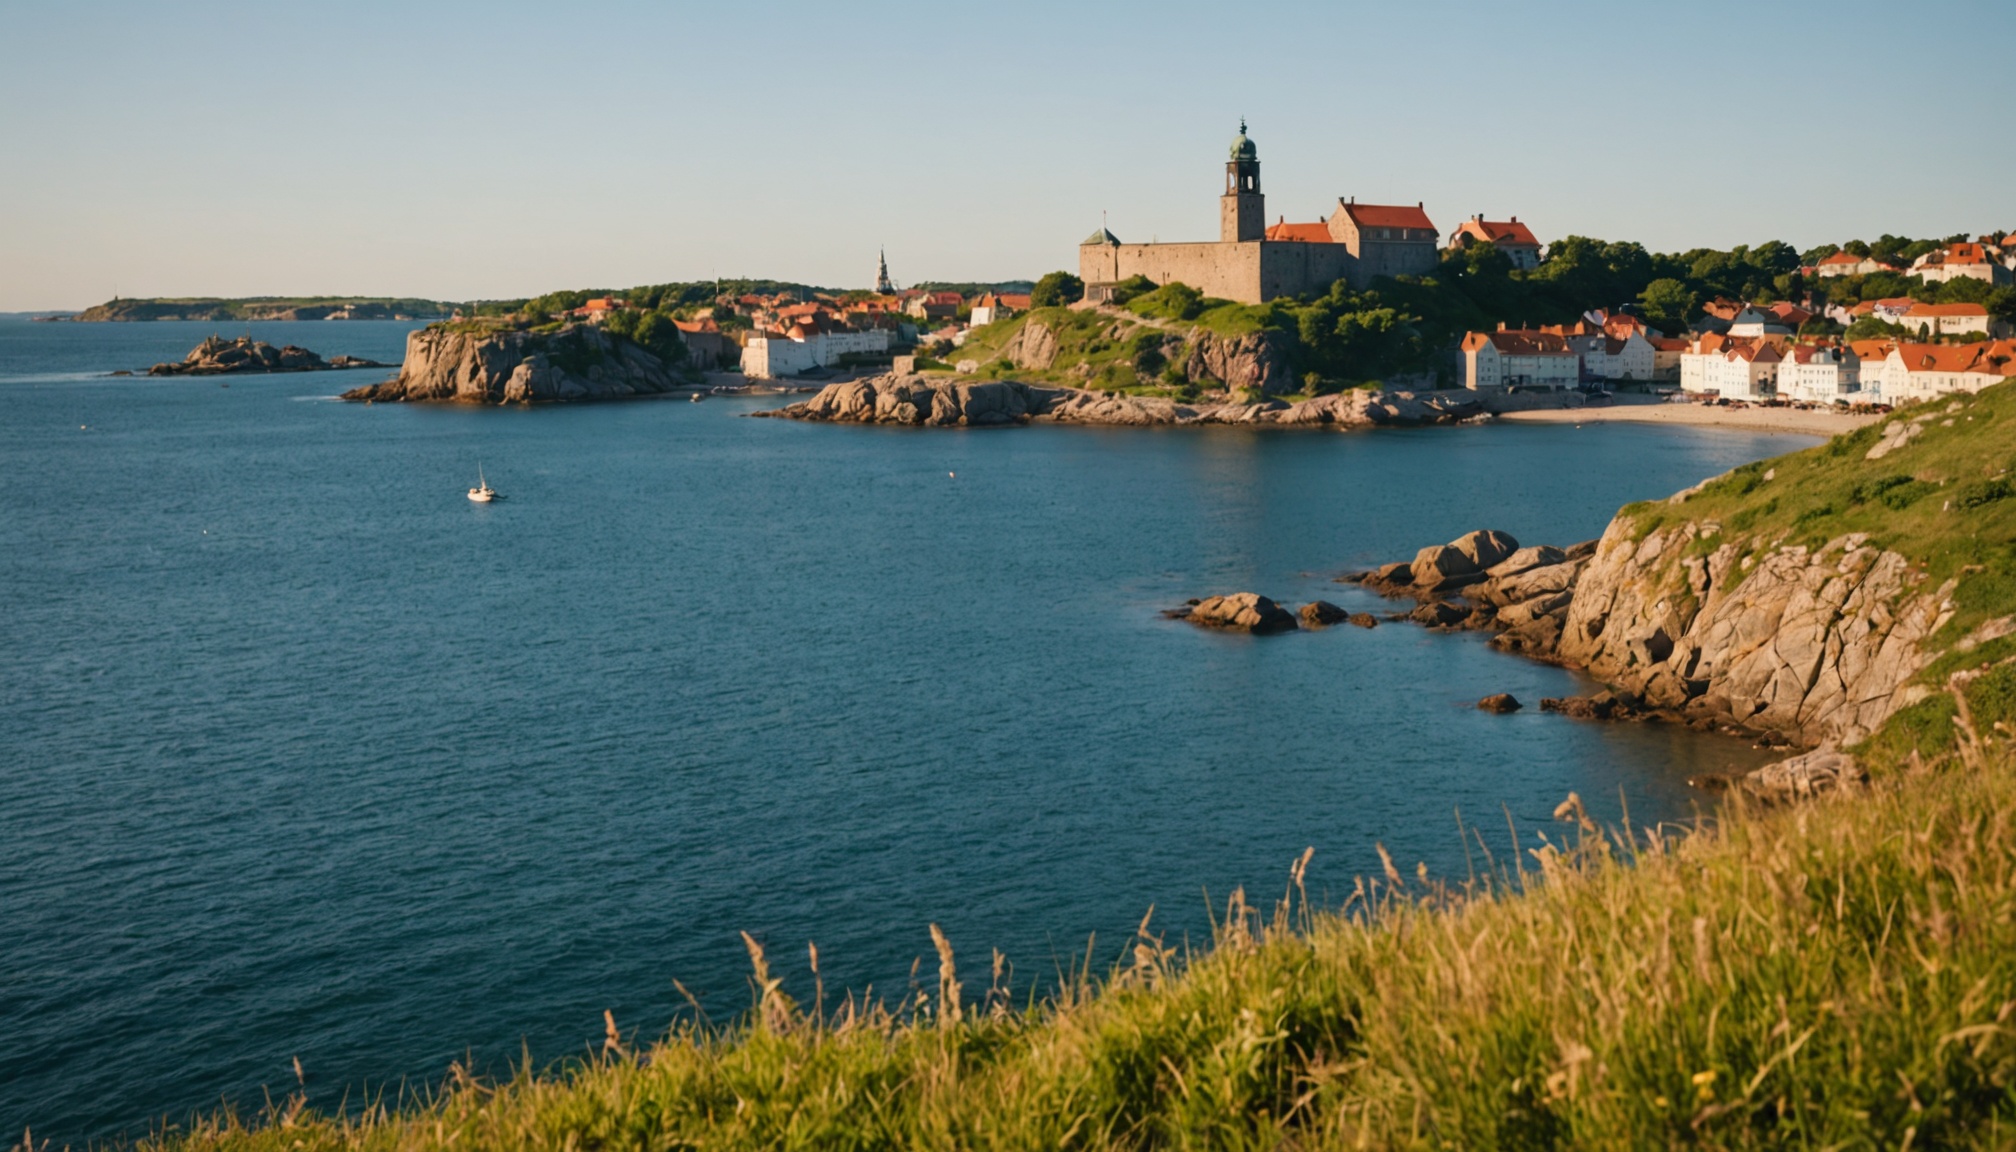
1894, 341, 2016, 376
1904, 302, 1989, 318
671, 318, 719, 334
1461, 329, 1574, 356
1265, 219, 1334, 242
999, 294, 1032, 309
1817, 250, 1863, 266
1454, 217, 1540, 247
1339, 202, 1437, 232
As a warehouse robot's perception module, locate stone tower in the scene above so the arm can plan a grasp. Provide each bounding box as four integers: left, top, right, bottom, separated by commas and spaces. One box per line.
875, 248, 894, 294
1220, 120, 1263, 243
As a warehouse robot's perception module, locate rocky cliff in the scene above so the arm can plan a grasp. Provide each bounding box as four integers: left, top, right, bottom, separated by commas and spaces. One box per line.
342, 324, 685, 404
754, 374, 1481, 429
1554, 525, 1953, 745
1357, 385, 2016, 761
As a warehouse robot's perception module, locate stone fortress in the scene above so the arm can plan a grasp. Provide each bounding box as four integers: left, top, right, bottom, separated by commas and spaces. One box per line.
1080, 122, 1441, 305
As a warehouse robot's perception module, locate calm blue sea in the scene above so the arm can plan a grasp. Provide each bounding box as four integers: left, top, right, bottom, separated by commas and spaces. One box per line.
0, 319, 1811, 1143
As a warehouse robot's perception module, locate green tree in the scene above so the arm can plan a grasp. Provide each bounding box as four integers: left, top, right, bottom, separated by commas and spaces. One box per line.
1031, 271, 1085, 308
1845, 316, 1908, 341
1638, 278, 1698, 333
1987, 286, 2016, 327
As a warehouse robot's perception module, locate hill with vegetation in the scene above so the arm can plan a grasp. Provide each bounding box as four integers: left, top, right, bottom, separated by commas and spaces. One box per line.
73, 297, 455, 322
960, 231, 2016, 396
133, 384, 2016, 1149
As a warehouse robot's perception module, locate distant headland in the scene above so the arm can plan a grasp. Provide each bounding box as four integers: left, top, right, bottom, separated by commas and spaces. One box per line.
70, 296, 456, 322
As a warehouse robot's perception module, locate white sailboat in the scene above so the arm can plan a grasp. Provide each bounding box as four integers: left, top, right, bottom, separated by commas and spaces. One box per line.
468, 465, 497, 503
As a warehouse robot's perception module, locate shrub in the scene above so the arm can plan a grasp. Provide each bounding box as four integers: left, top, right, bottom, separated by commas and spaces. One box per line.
1030, 271, 1084, 308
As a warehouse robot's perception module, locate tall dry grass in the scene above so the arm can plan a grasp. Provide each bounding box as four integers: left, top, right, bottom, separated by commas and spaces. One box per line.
49, 751, 2016, 1151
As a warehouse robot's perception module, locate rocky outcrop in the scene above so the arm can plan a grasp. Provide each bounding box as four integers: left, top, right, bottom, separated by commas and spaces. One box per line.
148, 335, 383, 376
1168, 593, 1300, 634
341, 324, 685, 404
1477, 693, 1522, 713
1299, 601, 1350, 627
1358, 516, 1952, 749
1739, 746, 1867, 801
1179, 330, 1292, 395
755, 374, 1482, 430
1557, 524, 1953, 745
1353, 529, 1597, 658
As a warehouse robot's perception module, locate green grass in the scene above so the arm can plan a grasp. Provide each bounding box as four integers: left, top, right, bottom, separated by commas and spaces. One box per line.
951, 304, 1264, 396
149, 739, 2016, 1151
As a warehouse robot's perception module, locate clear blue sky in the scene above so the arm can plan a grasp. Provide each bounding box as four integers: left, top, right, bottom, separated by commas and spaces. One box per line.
2, 0, 2010, 310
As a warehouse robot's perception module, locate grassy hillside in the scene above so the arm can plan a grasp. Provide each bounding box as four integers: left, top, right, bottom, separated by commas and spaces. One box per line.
136, 391, 2016, 1150
153, 752, 2016, 1150
1621, 381, 2016, 774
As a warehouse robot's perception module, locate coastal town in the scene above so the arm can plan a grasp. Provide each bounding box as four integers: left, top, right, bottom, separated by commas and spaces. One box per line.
487, 124, 2015, 416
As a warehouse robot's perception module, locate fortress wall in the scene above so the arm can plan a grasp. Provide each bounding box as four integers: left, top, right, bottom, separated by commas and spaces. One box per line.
1258, 242, 1359, 300
1355, 240, 1440, 283
1081, 242, 1263, 303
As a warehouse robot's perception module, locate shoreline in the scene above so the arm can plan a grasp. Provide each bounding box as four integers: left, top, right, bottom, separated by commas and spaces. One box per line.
1492, 400, 1875, 437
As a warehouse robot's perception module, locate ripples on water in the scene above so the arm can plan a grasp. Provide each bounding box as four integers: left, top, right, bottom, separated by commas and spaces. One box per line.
0, 320, 1810, 1141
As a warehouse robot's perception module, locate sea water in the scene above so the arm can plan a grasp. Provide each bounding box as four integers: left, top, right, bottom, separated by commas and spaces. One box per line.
0, 319, 1813, 1141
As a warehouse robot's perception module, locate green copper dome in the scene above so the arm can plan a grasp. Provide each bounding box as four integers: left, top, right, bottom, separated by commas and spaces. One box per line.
1229, 119, 1257, 162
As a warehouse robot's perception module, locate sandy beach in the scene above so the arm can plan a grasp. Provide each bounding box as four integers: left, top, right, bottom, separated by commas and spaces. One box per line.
1492, 399, 1876, 438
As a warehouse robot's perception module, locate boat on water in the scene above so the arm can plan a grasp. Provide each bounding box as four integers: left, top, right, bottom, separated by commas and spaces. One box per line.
688, 392, 705, 402
468, 466, 498, 503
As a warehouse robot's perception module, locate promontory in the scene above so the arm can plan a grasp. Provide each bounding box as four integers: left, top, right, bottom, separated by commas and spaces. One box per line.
342, 322, 693, 404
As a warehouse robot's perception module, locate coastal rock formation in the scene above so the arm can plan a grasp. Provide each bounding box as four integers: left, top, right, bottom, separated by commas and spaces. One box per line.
1360, 518, 1950, 749
342, 324, 684, 404
1175, 593, 1299, 634
1477, 693, 1522, 713
755, 373, 1482, 430
1299, 600, 1349, 627
148, 335, 383, 376
1740, 746, 1867, 801
1556, 524, 1952, 745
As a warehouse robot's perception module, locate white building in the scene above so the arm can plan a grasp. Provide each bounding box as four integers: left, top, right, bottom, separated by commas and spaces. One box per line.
1877, 341, 2016, 404
1727, 307, 1793, 338
1460, 328, 1579, 391
1679, 337, 1781, 399
1812, 251, 1902, 278
1777, 345, 1861, 404
740, 324, 892, 379
1574, 331, 1657, 383
1901, 302, 1995, 338
1912, 243, 2011, 286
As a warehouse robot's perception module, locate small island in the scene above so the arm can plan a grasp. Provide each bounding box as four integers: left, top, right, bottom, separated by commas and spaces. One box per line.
147, 335, 387, 376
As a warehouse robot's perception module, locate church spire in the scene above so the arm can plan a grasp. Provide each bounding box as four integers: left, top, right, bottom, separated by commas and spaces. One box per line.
875, 247, 894, 294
